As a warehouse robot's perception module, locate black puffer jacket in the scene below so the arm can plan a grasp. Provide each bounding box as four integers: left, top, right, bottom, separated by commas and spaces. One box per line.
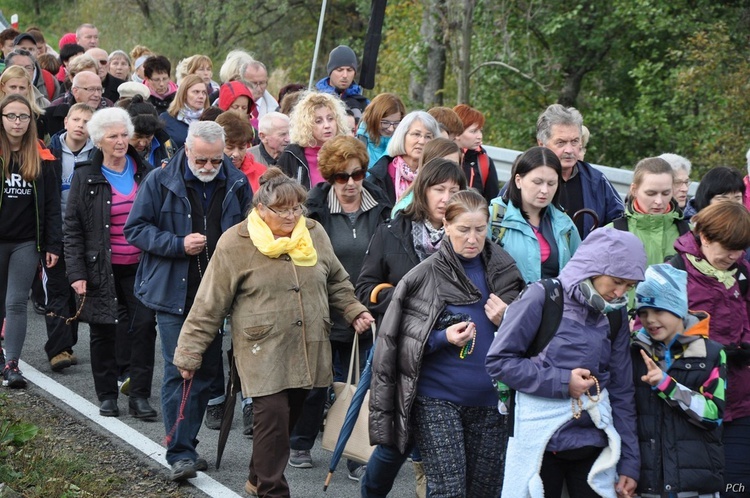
462, 147, 499, 203
64, 146, 152, 324
369, 239, 524, 452
368, 155, 396, 205
354, 213, 419, 320
631, 330, 726, 495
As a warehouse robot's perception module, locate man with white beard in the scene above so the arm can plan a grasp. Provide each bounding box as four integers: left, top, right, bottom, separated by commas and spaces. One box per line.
124, 121, 252, 481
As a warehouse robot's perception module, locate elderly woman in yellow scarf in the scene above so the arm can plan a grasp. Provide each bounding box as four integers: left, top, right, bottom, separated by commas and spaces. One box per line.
173, 167, 374, 497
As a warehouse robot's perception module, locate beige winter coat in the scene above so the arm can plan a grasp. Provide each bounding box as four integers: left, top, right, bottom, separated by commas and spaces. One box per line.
173, 216, 368, 397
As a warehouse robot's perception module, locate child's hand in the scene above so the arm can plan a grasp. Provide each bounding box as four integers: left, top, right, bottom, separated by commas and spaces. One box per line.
640, 349, 664, 387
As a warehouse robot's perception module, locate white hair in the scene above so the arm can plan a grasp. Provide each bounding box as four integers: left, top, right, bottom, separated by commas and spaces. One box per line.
386, 111, 440, 157
658, 153, 692, 176
186, 121, 226, 149
219, 50, 254, 83
258, 111, 289, 134
87, 107, 134, 146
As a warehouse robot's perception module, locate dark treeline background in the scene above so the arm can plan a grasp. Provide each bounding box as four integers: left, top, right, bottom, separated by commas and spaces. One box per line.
9, 0, 750, 175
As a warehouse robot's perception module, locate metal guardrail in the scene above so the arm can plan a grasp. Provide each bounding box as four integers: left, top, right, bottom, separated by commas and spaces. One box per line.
484, 145, 699, 199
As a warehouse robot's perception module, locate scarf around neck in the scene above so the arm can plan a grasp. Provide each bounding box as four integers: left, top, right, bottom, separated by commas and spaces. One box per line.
393, 155, 416, 201
177, 105, 203, 125
412, 220, 445, 262
246, 209, 317, 266
578, 278, 629, 314
685, 253, 737, 289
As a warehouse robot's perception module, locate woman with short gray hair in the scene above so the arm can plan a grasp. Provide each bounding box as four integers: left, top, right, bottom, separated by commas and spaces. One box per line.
64, 107, 158, 419
658, 153, 692, 210
369, 110, 440, 204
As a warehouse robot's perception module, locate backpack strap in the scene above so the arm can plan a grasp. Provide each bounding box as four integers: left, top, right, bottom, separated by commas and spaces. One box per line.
526, 279, 564, 358
612, 217, 629, 232
478, 151, 490, 188
490, 202, 507, 245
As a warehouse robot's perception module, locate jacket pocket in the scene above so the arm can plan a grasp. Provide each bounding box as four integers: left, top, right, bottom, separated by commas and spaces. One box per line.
241, 324, 274, 341
85, 250, 102, 289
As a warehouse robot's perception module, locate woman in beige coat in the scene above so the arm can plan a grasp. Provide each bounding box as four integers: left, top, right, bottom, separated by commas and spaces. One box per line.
173, 168, 373, 497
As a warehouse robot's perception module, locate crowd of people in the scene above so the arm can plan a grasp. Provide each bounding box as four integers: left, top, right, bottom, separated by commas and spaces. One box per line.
0, 21, 749, 498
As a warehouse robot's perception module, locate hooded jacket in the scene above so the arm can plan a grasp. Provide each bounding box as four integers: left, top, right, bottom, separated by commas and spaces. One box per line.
486, 227, 647, 480
218, 81, 254, 115
63, 146, 151, 324
315, 78, 369, 114
277, 143, 312, 190
607, 199, 685, 266
631, 313, 726, 495
356, 122, 391, 170
489, 197, 581, 283
369, 237, 525, 452
673, 231, 750, 422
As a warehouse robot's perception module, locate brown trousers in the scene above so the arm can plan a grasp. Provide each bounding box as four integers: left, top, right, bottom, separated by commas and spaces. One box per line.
248, 388, 309, 497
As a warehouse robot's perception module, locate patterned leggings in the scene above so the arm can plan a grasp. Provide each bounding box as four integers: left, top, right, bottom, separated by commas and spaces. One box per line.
412, 396, 507, 498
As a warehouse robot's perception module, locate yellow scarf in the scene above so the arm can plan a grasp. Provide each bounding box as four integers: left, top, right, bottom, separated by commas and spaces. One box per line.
246, 209, 317, 266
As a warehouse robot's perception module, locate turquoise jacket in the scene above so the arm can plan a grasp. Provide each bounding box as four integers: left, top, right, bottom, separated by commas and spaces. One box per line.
488, 197, 581, 283
357, 122, 391, 170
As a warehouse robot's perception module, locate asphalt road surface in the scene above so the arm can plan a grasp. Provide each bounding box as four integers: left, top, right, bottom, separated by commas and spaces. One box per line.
17, 305, 415, 497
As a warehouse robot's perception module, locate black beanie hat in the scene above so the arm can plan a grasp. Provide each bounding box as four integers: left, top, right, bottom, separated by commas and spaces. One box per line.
326, 45, 358, 75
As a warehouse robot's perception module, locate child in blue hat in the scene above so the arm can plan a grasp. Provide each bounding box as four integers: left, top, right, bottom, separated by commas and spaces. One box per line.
631, 263, 727, 497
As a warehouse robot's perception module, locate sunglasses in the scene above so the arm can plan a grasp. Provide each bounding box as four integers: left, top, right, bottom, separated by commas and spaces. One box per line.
331, 169, 366, 184
194, 157, 223, 166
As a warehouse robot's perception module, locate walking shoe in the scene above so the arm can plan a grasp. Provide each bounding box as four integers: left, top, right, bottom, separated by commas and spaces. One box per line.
244, 480, 259, 497
50, 352, 72, 372
347, 464, 366, 482
99, 399, 119, 417
68, 351, 78, 365
204, 404, 223, 430
33, 300, 46, 315
242, 404, 253, 437
170, 459, 196, 481
128, 398, 157, 419
288, 449, 313, 468
2, 360, 27, 389
118, 376, 131, 396
194, 457, 208, 472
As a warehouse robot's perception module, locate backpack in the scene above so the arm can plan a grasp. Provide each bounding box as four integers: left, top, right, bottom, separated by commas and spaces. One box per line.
489, 202, 507, 245
668, 253, 749, 295
506, 278, 624, 435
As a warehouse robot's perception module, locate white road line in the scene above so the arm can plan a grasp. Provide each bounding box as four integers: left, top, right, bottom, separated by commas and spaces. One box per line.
19, 359, 243, 498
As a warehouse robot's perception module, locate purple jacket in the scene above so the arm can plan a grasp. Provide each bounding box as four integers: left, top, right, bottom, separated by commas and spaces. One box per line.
673, 231, 750, 422
486, 227, 646, 481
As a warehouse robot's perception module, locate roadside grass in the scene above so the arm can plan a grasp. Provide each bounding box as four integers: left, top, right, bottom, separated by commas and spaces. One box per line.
0, 393, 125, 497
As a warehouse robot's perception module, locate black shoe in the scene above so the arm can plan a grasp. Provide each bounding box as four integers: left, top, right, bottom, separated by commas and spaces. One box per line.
129, 398, 157, 419
2, 360, 27, 389
99, 399, 119, 417
204, 404, 223, 430
170, 459, 197, 481
194, 457, 208, 472
242, 404, 253, 437
33, 300, 46, 315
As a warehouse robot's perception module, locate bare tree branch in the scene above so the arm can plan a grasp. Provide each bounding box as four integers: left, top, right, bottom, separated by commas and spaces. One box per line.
470, 60, 550, 91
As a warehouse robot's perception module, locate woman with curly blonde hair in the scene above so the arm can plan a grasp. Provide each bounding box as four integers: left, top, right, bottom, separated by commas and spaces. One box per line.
277, 91, 348, 189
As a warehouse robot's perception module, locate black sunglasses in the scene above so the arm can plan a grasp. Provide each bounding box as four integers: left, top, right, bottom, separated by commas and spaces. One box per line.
330, 169, 366, 184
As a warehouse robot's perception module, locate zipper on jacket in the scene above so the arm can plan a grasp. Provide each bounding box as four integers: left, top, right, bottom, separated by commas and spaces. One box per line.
33, 181, 41, 252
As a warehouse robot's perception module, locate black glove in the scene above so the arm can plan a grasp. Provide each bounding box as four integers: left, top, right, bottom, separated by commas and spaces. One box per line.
725, 342, 750, 368
434, 311, 472, 331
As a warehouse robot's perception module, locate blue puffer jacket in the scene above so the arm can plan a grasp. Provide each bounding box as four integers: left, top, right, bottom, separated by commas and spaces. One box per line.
488, 197, 580, 283
486, 227, 647, 481
123, 149, 252, 314
315, 78, 369, 114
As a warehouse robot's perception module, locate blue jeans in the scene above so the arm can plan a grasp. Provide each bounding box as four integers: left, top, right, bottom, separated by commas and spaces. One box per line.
361, 443, 421, 497
157, 310, 222, 465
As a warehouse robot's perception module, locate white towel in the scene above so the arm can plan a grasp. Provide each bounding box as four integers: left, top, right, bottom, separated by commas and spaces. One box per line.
501, 388, 621, 498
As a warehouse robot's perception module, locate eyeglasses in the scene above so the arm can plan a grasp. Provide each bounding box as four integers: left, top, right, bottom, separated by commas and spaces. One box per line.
267, 204, 304, 218
407, 131, 433, 141
331, 169, 366, 184
245, 80, 268, 90
194, 157, 223, 166
75, 86, 103, 93
380, 120, 401, 130
2, 113, 31, 122
673, 179, 691, 188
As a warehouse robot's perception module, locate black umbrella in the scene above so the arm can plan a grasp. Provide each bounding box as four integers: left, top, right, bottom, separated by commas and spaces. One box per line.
216, 346, 242, 469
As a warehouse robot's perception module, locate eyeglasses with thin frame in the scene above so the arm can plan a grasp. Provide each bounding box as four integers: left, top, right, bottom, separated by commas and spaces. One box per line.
673, 179, 691, 188
331, 169, 366, 184
245, 80, 268, 89
75, 86, 104, 93
267, 204, 304, 218
407, 131, 433, 141
2, 113, 31, 122
380, 120, 401, 130
194, 157, 223, 166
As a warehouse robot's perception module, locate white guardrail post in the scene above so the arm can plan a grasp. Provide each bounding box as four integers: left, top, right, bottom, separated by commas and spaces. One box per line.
484, 145, 698, 199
